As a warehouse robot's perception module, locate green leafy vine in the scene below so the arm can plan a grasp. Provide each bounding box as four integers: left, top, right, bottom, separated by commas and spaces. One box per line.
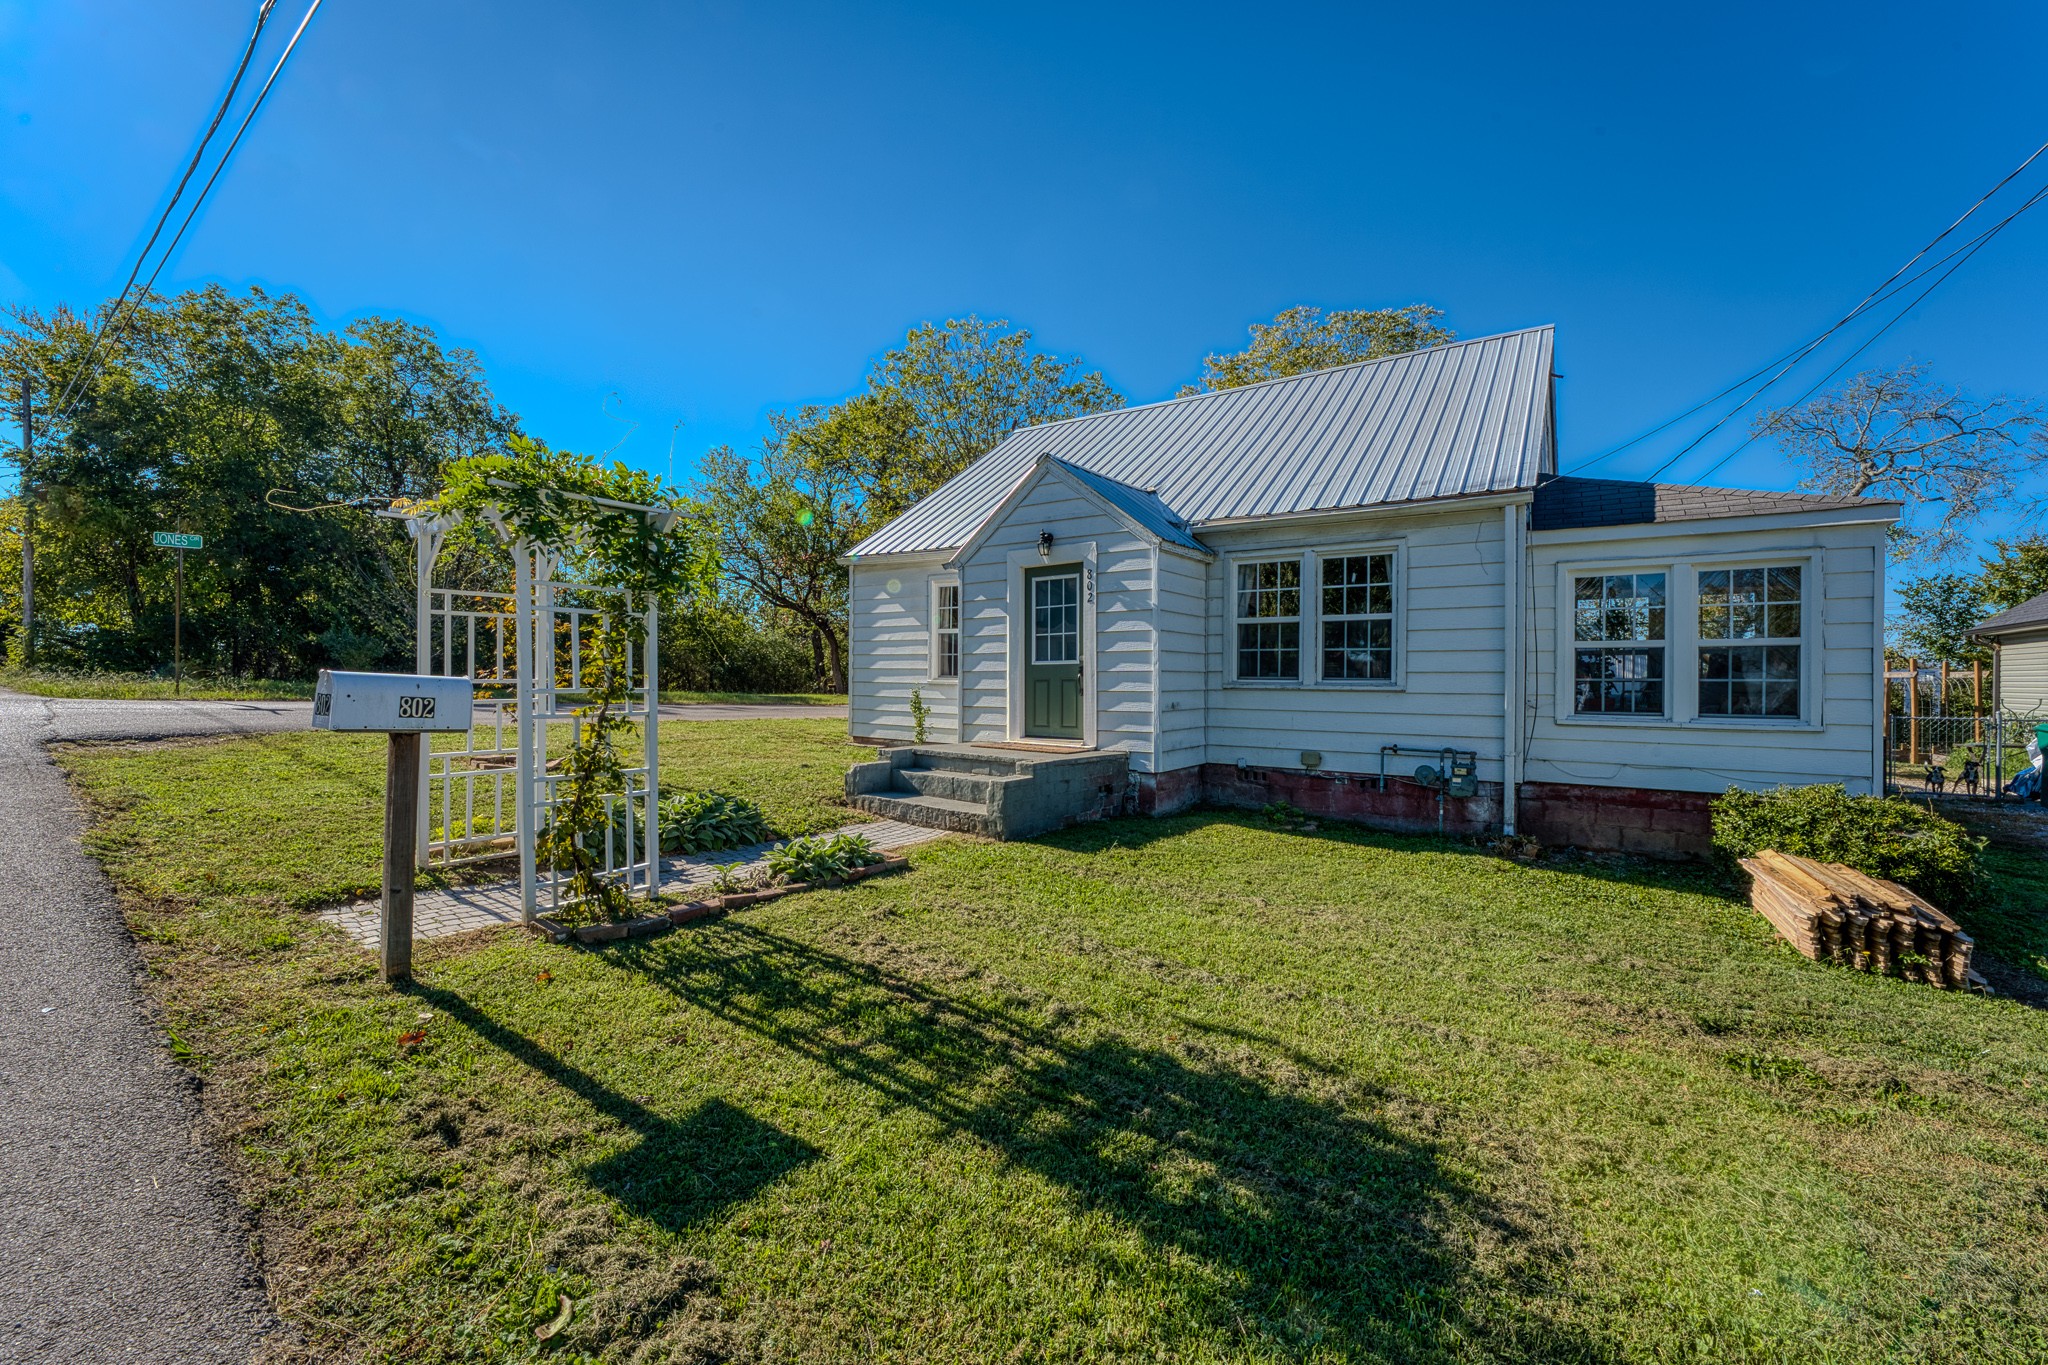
427, 436, 703, 920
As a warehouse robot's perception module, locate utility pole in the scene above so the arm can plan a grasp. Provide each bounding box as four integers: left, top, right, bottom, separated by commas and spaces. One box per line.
16, 376, 31, 669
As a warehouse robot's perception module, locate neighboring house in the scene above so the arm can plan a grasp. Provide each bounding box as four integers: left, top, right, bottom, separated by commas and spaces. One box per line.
842, 328, 1901, 855
1969, 591, 2048, 714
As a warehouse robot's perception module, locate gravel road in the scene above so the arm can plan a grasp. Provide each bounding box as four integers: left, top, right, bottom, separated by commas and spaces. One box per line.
0, 689, 848, 1362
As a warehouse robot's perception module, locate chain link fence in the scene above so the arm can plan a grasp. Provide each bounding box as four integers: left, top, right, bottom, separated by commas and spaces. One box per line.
1884, 711, 2043, 799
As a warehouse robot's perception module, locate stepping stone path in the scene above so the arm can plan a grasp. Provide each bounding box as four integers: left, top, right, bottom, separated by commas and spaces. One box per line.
318, 818, 950, 946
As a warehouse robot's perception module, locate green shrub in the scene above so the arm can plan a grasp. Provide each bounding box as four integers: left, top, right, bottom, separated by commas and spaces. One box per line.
656, 790, 774, 855
764, 832, 882, 885
1709, 783, 1985, 908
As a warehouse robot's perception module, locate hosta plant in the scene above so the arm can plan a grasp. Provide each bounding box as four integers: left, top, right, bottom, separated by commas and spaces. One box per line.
764, 833, 883, 885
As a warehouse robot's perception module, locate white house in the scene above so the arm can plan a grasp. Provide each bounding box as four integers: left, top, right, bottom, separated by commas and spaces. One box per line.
1970, 589, 2048, 715
842, 327, 1900, 855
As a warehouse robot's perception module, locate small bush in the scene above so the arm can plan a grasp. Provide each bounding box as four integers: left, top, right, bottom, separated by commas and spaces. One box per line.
764, 833, 882, 885
1710, 783, 1985, 908
657, 790, 774, 855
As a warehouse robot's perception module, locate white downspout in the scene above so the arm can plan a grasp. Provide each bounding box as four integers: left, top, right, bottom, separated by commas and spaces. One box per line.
1501, 503, 1525, 836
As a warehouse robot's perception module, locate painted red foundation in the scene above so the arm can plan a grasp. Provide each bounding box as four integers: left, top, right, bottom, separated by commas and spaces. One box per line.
1134, 766, 1715, 857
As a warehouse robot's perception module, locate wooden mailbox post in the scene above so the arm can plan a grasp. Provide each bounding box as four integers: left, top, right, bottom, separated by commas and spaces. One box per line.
312, 669, 475, 981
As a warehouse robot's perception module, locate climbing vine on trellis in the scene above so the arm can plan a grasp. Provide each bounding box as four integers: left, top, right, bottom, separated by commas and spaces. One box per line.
427, 436, 705, 918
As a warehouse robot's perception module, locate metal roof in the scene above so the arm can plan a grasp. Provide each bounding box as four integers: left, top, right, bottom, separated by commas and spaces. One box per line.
1531, 475, 1898, 532
850, 326, 1556, 558
1049, 458, 1211, 555
1971, 590, 2048, 638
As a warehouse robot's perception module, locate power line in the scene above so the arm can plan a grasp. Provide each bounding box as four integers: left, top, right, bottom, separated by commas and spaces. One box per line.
1568, 135, 2048, 475
131, 0, 326, 308
1686, 180, 2048, 485
48, 2, 279, 419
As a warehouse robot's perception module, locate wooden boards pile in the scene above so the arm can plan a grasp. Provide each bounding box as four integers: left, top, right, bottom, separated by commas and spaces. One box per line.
1739, 849, 1982, 990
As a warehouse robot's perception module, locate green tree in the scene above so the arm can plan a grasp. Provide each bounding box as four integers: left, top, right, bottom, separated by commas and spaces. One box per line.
1977, 535, 2048, 612
0, 286, 518, 677
695, 437, 864, 692
1181, 304, 1454, 396
856, 316, 1122, 514
692, 316, 1124, 687
1891, 573, 1989, 664
1753, 362, 2048, 561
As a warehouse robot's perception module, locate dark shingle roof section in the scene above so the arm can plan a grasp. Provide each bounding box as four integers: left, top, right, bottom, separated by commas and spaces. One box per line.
1531, 475, 1897, 531
1971, 590, 2048, 637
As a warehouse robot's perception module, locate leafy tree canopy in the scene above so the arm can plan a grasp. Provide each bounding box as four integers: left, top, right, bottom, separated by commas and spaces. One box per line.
1977, 535, 2048, 613
1890, 573, 1989, 665
1181, 304, 1454, 396
0, 285, 516, 677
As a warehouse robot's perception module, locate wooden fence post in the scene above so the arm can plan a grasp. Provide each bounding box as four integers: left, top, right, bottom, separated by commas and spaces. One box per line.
1907, 658, 1920, 765
1973, 660, 1984, 743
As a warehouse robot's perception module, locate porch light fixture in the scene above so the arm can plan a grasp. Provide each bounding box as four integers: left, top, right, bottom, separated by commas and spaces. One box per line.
1038, 530, 1055, 558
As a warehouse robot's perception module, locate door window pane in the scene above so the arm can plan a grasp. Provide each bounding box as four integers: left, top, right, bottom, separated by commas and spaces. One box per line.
1031, 575, 1078, 664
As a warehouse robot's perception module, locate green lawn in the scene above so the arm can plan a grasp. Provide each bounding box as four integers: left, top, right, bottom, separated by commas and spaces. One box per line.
661, 690, 847, 707
0, 667, 317, 700
56, 725, 2048, 1363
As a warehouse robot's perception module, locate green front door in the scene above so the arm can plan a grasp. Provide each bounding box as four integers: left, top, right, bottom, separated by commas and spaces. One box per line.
1024, 566, 1084, 740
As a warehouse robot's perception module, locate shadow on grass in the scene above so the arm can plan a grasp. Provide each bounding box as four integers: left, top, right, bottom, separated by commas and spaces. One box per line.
404, 982, 820, 1230
614, 920, 1610, 1361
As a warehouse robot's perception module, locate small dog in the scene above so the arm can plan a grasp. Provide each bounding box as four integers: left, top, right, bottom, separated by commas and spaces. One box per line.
1959, 756, 1981, 797
1924, 764, 1948, 795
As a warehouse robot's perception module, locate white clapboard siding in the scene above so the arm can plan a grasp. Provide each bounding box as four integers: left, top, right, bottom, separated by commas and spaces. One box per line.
1996, 630, 2048, 714
1197, 503, 1511, 782
1155, 548, 1210, 772
956, 477, 1161, 767
1526, 518, 1888, 794
847, 560, 959, 743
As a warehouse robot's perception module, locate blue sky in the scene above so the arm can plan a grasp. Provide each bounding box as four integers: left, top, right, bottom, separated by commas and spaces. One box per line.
2, 1, 2045, 555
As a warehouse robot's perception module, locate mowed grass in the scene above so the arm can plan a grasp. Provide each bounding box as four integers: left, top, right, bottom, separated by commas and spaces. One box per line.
56, 725, 2048, 1364
0, 667, 317, 700
660, 691, 847, 707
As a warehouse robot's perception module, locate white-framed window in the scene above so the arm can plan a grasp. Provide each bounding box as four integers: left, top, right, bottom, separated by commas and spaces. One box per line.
1234, 558, 1301, 680
1697, 565, 1803, 718
1553, 555, 1815, 727
1572, 570, 1666, 716
931, 580, 960, 679
1318, 551, 1396, 682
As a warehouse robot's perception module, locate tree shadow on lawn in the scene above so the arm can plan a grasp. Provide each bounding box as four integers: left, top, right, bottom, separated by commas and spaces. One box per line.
617, 921, 1614, 1362
403, 981, 821, 1229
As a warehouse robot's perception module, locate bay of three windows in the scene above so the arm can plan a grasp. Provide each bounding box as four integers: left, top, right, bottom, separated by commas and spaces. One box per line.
1573, 565, 1804, 720
1236, 552, 1395, 683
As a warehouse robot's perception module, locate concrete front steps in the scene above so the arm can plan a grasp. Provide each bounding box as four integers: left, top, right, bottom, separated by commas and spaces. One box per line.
847, 744, 1130, 839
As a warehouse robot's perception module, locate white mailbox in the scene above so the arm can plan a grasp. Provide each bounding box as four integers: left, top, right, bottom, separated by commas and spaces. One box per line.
311, 670, 473, 732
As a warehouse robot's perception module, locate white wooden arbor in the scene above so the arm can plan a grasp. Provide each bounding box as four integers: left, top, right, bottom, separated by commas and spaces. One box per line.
391, 492, 678, 920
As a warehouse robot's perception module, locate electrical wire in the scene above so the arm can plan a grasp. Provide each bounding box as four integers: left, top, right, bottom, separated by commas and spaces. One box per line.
131, 0, 326, 307
48, 2, 279, 419
1685, 180, 2048, 485
1567, 135, 2048, 475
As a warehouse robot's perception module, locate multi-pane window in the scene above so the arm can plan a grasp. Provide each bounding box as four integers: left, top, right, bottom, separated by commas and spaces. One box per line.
933, 582, 960, 679
1573, 572, 1666, 715
1235, 559, 1301, 680
1031, 573, 1079, 664
1698, 566, 1802, 717
1320, 553, 1395, 681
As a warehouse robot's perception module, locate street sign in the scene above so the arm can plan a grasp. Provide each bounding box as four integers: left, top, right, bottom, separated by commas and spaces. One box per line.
152, 531, 204, 550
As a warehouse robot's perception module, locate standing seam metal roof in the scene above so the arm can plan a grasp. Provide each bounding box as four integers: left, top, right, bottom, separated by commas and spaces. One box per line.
849, 325, 1556, 557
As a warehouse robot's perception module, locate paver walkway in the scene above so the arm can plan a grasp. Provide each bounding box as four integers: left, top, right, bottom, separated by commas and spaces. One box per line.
319, 817, 950, 945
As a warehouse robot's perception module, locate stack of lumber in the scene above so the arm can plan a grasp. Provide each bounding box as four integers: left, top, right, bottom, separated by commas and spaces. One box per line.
1739, 849, 1982, 990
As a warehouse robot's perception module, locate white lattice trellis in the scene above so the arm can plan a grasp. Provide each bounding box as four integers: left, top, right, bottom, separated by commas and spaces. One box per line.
395, 499, 667, 921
